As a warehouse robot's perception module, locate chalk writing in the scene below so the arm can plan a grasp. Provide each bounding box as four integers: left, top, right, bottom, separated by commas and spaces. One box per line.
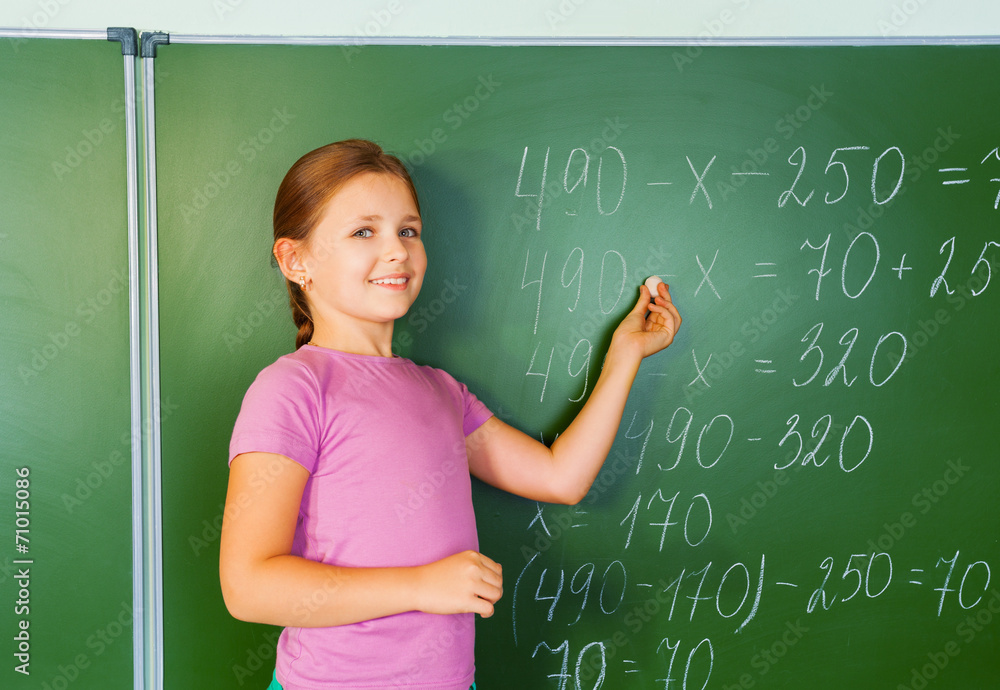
503, 136, 998, 687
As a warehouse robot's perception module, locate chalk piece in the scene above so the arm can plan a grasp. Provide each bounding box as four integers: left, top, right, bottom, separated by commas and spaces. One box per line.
645, 275, 664, 295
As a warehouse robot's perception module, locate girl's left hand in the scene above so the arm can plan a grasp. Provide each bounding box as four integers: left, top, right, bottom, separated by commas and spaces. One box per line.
609, 281, 682, 363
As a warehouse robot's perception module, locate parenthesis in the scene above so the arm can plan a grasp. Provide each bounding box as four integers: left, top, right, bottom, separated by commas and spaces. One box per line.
735, 553, 765, 634
513, 552, 540, 647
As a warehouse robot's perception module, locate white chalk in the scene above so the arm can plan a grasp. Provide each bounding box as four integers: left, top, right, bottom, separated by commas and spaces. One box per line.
645, 275, 664, 295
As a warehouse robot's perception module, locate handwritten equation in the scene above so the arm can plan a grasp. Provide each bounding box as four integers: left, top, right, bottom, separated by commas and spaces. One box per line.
515, 546, 992, 689
514, 144, 1000, 234
518, 238, 998, 334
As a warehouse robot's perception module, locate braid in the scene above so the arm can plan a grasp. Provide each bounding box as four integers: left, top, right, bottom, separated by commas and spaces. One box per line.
288, 282, 314, 349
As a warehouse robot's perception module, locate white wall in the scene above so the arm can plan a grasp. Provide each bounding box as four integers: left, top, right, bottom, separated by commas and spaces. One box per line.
0, 0, 995, 39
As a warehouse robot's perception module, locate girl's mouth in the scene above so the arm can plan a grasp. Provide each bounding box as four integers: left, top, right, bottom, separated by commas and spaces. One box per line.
370, 275, 409, 287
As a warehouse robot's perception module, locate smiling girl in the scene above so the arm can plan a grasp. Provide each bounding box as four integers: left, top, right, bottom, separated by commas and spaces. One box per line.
219, 139, 681, 690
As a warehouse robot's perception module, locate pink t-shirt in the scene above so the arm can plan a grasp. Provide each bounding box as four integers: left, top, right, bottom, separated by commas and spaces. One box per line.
229, 345, 493, 690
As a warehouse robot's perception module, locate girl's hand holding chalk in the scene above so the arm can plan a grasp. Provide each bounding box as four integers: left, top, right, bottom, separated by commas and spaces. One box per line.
605, 275, 682, 365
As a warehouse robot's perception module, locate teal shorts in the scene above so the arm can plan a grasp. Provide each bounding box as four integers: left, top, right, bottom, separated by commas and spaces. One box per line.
268, 671, 475, 689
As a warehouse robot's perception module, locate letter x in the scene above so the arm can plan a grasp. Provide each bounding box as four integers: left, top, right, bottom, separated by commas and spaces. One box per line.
695, 249, 721, 299
688, 350, 713, 388
528, 502, 550, 536
687, 155, 717, 209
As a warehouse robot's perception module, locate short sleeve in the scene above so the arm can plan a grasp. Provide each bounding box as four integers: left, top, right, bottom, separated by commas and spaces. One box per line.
229, 357, 321, 473
458, 381, 493, 437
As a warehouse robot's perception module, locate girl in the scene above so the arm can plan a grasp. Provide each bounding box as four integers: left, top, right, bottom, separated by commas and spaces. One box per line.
220, 139, 681, 690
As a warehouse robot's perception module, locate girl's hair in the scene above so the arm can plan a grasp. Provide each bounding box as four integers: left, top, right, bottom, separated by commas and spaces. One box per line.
273, 139, 420, 349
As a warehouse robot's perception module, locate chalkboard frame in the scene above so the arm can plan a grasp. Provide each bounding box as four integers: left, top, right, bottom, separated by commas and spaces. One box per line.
4, 26, 998, 690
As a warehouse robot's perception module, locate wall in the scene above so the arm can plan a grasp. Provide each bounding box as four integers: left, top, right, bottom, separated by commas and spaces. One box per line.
0, 0, 996, 40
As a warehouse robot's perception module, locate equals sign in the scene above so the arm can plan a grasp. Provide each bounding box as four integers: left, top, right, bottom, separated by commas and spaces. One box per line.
624, 659, 640, 674
909, 569, 925, 585
753, 262, 777, 278
939, 168, 971, 185
755, 359, 776, 374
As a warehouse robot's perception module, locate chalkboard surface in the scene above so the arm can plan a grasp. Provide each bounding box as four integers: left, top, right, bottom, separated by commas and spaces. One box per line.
153, 43, 1000, 687
0, 37, 133, 689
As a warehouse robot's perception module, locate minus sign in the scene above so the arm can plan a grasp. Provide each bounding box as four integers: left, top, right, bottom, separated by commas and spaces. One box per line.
646, 182, 673, 186
747, 438, 762, 442
755, 369, 777, 373
732, 172, 770, 176
14, 559, 33, 564
753, 274, 778, 278
939, 167, 968, 172
648, 372, 669, 376
565, 211, 577, 216
571, 524, 589, 528
909, 580, 924, 585
942, 180, 971, 185
637, 583, 653, 588
775, 582, 799, 587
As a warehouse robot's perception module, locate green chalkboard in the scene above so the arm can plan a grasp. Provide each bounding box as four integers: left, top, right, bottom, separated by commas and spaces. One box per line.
0, 37, 133, 689
153, 43, 1000, 688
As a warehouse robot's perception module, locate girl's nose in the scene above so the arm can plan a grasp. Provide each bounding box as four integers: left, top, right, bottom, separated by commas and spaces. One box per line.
382, 234, 409, 262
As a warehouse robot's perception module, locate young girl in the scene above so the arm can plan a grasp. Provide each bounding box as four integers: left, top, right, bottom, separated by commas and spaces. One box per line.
220, 139, 681, 690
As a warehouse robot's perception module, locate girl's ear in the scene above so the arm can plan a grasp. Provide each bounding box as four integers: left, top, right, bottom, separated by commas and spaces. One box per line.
273, 238, 307, 282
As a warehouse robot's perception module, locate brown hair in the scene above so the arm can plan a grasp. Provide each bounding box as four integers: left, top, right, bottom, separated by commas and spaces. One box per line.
272, 139, 420, 349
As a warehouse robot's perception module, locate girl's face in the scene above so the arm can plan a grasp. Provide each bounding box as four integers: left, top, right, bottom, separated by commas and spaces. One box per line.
301, 172, 426, 333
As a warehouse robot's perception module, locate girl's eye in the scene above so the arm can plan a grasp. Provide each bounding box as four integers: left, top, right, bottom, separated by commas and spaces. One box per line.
353, 228, 373, 238
399, 227, 420, 238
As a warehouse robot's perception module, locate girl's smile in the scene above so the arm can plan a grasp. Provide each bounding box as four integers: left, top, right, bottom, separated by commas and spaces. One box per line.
369, 273, 411, 289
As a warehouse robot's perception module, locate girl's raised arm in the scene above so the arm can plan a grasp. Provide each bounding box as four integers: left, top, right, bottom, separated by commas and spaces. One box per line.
467, 281, 681, 505
220, 452, 503, 627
